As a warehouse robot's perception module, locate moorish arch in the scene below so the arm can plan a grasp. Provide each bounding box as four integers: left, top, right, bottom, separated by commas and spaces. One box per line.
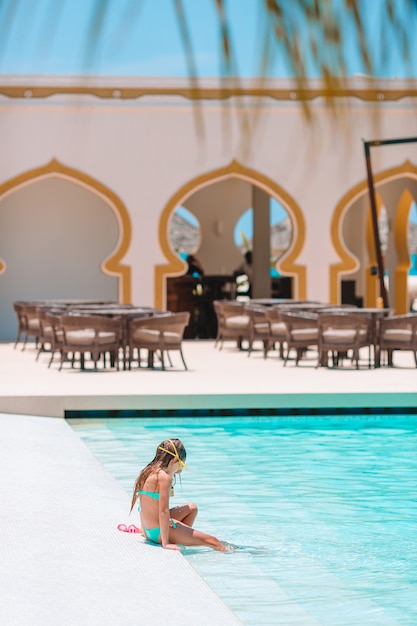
155, 159, 306, 310
0, 158, 132, 302
330, 159, 417, 313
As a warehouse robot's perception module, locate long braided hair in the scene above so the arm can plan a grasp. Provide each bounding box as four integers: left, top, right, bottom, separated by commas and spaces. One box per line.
130, 438, 186, 512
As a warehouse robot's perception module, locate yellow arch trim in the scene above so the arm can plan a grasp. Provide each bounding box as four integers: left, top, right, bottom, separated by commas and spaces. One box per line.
155, 160, 306, 310
394, 189, 414, 314
0, 159, 132, 302
330, 159, 417, 305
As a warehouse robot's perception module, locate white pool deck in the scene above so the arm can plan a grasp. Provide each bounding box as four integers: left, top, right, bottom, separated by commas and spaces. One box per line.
1, 339, 417, 626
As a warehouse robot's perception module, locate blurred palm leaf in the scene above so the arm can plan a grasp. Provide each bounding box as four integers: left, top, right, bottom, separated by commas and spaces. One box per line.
1, 0, 416, 123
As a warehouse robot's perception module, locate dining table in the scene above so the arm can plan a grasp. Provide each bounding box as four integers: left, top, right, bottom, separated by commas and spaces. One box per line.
250, 298, 320, 307
26, 299, 118, 308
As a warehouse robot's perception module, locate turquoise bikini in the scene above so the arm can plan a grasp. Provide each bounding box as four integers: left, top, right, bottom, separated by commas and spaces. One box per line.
138, 489, 159, 500
138, 489, 177, 544
143, 526, 161, 543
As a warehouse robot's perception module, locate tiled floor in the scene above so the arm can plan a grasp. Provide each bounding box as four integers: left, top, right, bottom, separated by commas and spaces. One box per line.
0, 340, 416, 417
1, 339, 416, 625
0, 412, 241, 626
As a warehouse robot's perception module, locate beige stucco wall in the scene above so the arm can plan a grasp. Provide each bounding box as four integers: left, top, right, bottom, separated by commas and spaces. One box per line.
0, 177, 118, 340
1, 76, 417, 339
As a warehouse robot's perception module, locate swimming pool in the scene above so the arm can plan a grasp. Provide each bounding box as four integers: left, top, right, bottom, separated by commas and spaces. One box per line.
69, 415, 417, 626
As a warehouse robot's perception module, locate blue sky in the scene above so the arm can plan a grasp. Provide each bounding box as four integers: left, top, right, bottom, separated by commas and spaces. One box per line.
0, 0, 417, 77
411, 202, 417, 225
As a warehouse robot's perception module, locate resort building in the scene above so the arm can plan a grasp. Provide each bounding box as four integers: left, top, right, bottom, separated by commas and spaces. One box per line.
1, 75, 417, 340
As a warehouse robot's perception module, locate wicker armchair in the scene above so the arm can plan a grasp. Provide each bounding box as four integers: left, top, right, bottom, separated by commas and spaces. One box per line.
128, 312, 190, 370
379, 313, 417, 367
245, 305, 271, 357
41, 312, 65, 368
279, 311, 319, 366
58, 314, 122, 371
13, 302, 41, 350
265, 307, 288, 359
317, 312, 373, 368
36, 308, 54, 361
213, 300, 250, 350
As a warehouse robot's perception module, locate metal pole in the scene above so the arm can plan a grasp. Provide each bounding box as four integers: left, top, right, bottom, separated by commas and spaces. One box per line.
363, 141, 389, 308
366, 137, 417, 148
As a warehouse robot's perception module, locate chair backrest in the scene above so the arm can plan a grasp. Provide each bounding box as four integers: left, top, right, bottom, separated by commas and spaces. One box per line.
22, 304, 39, 315
317, 312, 372, 347
37, 308, 50, 332
280, 310, 318, 329
265, 308, 282, 323
17, 304, 42, 335
129, 311, 190, 332
380, 313, 417, 326
213, 300, 246, 320
380, 313, 417, 339
318, 312, 371, 329
155, 311, 190, 336
244, 304, 268, 323
60, 314, 123, 337
42, 312, 64, 345
13, 302, 27, 327
44, 312, 63, 329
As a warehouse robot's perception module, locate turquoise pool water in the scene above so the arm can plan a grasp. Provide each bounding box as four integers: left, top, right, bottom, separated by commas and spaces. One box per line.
69, 415, 417, 626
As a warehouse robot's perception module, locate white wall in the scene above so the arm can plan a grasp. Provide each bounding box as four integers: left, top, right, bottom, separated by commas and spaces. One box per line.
0, 177, 119, 340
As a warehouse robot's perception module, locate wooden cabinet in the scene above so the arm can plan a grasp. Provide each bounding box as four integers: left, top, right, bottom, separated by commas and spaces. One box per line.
167, 275, 234, 338
167, 276, 200, 338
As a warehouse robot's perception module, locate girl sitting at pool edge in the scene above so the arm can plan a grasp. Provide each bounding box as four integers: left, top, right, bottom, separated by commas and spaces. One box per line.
130, 438, 226, 552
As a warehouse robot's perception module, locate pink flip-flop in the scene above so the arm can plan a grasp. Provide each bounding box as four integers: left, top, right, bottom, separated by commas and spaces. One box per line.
117, 523, 141, 534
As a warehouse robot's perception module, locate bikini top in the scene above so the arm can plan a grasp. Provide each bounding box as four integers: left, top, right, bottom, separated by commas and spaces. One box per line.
137, 489, 160, 501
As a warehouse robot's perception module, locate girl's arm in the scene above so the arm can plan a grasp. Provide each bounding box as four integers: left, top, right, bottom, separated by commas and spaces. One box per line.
158, 472, 181, 551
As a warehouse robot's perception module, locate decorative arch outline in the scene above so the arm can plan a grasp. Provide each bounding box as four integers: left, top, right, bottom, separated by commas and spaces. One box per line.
155, 159, 306, 310
0, 159, 132, 302
330, 159, 417, 306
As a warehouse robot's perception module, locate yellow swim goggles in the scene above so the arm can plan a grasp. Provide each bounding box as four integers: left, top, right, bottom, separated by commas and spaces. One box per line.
159, 440, 188, 470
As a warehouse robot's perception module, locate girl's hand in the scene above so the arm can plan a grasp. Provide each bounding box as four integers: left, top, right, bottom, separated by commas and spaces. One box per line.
163, 543, 182, 552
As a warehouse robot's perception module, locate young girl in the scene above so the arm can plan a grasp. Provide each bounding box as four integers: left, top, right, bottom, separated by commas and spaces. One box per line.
130, 438, 226, 551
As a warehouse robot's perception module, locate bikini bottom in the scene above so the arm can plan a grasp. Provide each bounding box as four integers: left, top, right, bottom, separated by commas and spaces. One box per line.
144, 519, 177, 544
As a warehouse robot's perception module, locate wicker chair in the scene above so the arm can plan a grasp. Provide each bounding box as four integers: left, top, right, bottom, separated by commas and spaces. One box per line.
317, 312, 373, 368
36, 308, 54, 361
379, 313, 417, 367
265, 307, 288, 359
13, 302, 41, 350
58, 314, 123, 371
279, 311, 319, 366
40, 312, 65, 368
213, 300, 250, 350
128, 312, 190, 370
245, 305, 271, 358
